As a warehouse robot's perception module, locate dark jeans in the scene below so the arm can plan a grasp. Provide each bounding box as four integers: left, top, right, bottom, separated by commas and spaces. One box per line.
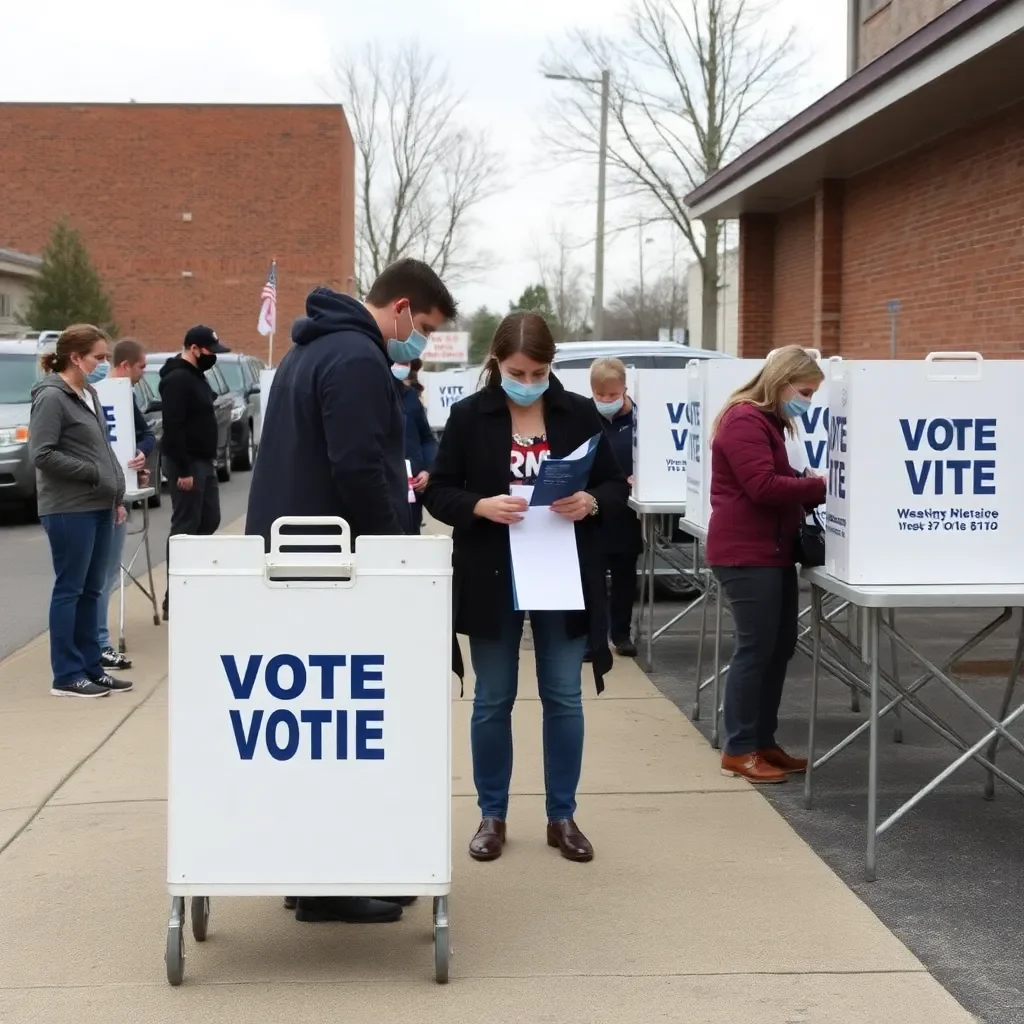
163, 459, 221, 612
40, 509, 114, 686
468, 608, 586, 821
713, 565, 798, 756
604, 551, 638, 642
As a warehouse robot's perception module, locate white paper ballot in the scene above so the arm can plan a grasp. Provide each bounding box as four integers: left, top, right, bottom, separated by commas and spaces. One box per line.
508, 485, 585, 611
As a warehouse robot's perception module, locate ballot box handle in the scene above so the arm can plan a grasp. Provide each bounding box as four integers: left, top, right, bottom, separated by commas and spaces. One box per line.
266, 517, 355, 583
925, 351, 983, 381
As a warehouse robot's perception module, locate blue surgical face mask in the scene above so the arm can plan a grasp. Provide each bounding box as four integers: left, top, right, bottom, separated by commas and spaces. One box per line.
391, 364, 410, 382
386, 309, 428, 364
782, 395, 812, 419
87, 360, 110, 384
501, 375, 549, 407
595, 397, 624, 419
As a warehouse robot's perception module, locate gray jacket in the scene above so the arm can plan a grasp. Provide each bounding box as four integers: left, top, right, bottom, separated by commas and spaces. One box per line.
30, 374, 126, 516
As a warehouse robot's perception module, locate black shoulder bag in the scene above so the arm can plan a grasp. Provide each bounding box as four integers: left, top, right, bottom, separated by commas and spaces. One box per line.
794, 509, 826, 568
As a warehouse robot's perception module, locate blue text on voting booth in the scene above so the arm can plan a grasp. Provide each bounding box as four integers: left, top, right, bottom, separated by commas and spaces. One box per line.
222, 653, 388, 762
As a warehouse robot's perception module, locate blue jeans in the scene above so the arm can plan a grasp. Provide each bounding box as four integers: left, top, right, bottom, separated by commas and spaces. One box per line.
468, 609, 586, 822
97, 518, 128, 650
40, 510, 113, 686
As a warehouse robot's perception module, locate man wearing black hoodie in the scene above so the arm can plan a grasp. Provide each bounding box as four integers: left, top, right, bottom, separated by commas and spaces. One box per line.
246, 258, 456, 925
159, 325, 231, 619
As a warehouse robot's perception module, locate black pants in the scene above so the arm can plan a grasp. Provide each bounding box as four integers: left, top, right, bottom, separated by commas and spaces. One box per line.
163, 459, 221, 612
605, 551, 639, 643
713, 565, 798, 756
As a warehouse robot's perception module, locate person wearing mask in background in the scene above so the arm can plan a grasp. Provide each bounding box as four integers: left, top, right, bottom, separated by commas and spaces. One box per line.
247, 257, 457, 924
29, 325, 132, 698
589, 357, 642, 659
392, 357, 437, 532
87, 338, 155, 670
706, 345, 826, 784
158, 325, 230, 621
424, 312, 628, 865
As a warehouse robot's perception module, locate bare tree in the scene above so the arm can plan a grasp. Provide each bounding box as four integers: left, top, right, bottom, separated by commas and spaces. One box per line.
604, 271, 688, 341
534, 227, 591, 342
543, 0, 798, 350
331, 43, 501, 291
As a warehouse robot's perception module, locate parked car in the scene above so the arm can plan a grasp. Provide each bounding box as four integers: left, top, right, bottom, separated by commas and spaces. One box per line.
213, 352, 265, 471
142, 353, 234, 483
0, 340, 46, 518
552, 339, 732, 601
131, 374, 164, 508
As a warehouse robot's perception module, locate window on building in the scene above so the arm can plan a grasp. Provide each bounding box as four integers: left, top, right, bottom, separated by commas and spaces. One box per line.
0, 294, 12, 319
861, 0, 892, 20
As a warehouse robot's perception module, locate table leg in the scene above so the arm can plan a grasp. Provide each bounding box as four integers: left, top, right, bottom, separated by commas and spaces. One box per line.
848, 605, 861, 713
711, 583, 724, 750
143, 501, 160, 626
804, 585, 823, 810
866, 607, 880, 882
691, 572, 708, 722
984, 610, 1024, 800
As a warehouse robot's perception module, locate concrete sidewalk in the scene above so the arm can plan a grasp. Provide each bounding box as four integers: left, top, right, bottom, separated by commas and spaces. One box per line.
0, 526, 977, 1023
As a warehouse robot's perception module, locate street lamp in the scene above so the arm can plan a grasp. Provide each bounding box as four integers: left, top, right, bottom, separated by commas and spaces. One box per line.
544, 69, 610, 341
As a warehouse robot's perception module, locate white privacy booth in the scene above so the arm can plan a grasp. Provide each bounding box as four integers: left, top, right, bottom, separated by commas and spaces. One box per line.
93, 376, 138, 492
423, 368, 476, 430
825, 353, 1024, 586
630, 369, 690, 504
165, 518, 454, 985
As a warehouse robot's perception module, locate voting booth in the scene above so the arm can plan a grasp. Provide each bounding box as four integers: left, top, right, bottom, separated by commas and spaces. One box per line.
825, 353, 1024, 586
164, 518, 454, 985
424, 368, 475, 430
630, 369, 690, 503
93, 376, 138, 492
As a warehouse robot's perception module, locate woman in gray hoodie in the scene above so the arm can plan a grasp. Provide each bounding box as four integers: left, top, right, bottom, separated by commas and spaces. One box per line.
30, 325, 133, 698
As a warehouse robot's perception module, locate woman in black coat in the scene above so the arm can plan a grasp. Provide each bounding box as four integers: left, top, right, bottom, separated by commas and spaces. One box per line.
423, 312, 628, 865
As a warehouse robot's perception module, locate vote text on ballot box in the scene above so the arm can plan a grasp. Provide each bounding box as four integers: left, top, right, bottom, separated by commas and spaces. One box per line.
825, 353, 1024, 586
631, 369, 689, 503
167, 518, 453, 893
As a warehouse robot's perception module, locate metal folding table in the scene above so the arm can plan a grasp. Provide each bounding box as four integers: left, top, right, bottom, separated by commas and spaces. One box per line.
117, 486, 161, 652
803, 569, 1024, 880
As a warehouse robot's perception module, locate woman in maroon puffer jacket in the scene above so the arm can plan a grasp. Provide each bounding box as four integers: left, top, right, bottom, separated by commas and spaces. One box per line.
706, 346, 827, 784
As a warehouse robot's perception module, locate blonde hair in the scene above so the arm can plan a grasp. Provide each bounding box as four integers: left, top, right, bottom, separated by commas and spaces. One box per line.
39, 324, 109, 374
711, 345, 823, 439
590, 357, 626, 389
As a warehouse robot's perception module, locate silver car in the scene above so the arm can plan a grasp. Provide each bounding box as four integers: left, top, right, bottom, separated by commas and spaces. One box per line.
0, 340, 49, 517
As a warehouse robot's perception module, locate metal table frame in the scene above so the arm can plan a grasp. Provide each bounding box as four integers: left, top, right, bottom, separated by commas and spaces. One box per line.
803, 569, 1024, 881
117, 487, 161, 652
629, 499, 705, 671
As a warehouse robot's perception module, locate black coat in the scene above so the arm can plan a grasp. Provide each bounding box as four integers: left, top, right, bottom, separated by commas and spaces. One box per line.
246, 289, 409, 548
401, 385, 438, 476
598, 401, 643, 555
423, 374, 629, 693
158, 356, 219, 471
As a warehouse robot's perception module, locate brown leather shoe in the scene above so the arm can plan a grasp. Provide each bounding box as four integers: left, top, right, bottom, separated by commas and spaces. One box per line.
759, 745, 808, 774
546, 819, 594, 862
469, 817, 506, 861
720, 752, 787, 784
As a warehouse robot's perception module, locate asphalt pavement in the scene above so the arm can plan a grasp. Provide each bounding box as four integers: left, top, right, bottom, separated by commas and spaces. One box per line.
0, 473, 252, 662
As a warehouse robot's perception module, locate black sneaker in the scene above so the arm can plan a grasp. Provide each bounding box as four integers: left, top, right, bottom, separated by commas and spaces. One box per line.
294, 896, 402, 923
92, 673, 134, 694
52, 678, 110, 698
101, 647, 133, 670
613, 638, 638, 658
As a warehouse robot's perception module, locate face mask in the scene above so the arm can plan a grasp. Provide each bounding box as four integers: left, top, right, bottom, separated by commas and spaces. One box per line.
86, 361, 110, 384
595, 397, 624, 419
391, 364, 410, 382
387, 309, 428, 364
501, 375, 549, 407
783, 395, 811, 419
196, 352, 217, 372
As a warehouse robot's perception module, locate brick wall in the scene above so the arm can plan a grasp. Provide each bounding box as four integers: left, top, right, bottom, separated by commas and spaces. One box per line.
771, 201, 816, 348
0, 103, 355, 359
841, 99, 1024, 357
859, 0, 964, 68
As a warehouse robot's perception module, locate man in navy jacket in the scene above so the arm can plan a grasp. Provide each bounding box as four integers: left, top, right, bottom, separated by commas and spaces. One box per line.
245, 258, 456, 925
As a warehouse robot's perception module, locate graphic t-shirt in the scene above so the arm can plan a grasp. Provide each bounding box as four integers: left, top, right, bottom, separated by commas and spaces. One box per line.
510, 434, 550, 486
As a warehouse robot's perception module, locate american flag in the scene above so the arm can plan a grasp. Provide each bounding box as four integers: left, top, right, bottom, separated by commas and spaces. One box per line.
257, 260, 277, 337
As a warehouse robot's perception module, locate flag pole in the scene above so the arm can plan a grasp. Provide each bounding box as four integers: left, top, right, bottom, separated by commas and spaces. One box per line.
268, 331, 274, 369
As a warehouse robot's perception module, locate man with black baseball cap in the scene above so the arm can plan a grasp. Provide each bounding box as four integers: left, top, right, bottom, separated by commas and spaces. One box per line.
159, 325, 230, 619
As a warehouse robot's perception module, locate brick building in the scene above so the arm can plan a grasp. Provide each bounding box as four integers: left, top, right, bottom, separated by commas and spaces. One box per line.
0, 103, 355, 359
685, 0, 1024, 359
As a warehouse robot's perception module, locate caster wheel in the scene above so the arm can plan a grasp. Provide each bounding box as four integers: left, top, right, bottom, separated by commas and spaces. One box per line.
433, 895, 450, 984
191, 896, 209, 942
165, 898, 185, 986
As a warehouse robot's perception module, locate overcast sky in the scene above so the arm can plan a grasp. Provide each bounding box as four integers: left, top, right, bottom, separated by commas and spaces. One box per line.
6, 0, 846, 315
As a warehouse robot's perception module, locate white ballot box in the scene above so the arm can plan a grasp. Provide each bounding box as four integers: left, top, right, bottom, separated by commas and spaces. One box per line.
257, 369, 276, 446
167, 519, 453, 892
825, 353, 1024, 585
93, 376, 138, 492
631, 369, 690, 503
786, 373, 830, 475
425, 369, 475, 430
685, 359, 762, 527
